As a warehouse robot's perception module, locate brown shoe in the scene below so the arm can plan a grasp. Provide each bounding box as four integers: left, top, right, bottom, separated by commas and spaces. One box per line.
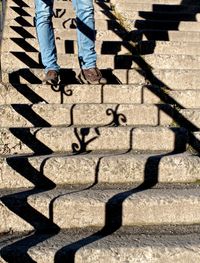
43, 70, 59, 85
78, 67, 107, 84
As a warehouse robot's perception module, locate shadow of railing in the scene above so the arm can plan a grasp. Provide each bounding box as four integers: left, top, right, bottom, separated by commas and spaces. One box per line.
0, 0, 200, 262
54, 0, 200, 261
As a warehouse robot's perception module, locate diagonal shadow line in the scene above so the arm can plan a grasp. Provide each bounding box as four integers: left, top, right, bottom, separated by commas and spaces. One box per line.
1, 0, 200, 261
8, 71, 48, 104
53, 0, 200, 261
14, 16, 34, 27
11, 38, 38, 52
11, 104, 52, 127
10, 26, 36, 39
11, 52, 42, 68
0, 74, 60, 261
10, 6, 32, 17
12, 0, 30, 8
0, 157, 60, 263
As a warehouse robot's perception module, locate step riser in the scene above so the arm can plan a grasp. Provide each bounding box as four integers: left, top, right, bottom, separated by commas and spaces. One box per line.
2, 189, 200, 233
1, 39, 131, 55
1, 68, 145, 85
6, 8, 112, 20
4, 53, 200, 71
114, 3, 200, 12
114, 10, 200, 22
0, 127, 188, 155
131, 20, 200, 32
6, 18, 200, 33
139, 41, 200, 55
2, 27, 125, 41
0, 105, 200, 130
2, 54, 134, 70
111, 0, 200, 5
1, 84, 200, 108
4, 18, 120, 31
8, 1, 110, 9
2, 69, 200, 90
0, 83, 200, 110
1, 154, 200, 189
0, 104, 173, 128
140, 31, 200, 42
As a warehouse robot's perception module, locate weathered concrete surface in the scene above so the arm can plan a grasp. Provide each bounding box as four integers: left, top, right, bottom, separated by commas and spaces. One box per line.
1, 152, 200, 188
25, 188, 200, 228
2, 68, 200, 90
0, 103, 174, 128
0, 198, 33, 233
1, 68, 145, 85
0, 227, 200, 263
139, 41, 200, 55
1, 227, 200, 263
2, 26, 127, 41
0, 126, 188, 155
0, 83, 199, 109
1, 38, 131, 55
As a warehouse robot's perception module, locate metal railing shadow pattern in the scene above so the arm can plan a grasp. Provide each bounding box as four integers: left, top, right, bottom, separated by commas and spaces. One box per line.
0, 0, 200, 262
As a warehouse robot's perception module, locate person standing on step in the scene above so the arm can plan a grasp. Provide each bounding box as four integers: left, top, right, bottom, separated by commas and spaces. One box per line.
34, 0, 107, 85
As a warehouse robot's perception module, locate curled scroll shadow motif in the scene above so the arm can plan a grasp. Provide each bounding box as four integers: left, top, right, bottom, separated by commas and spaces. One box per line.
51, 83, 73, 103
72, 127, 100, 154
106, 104, 127, 127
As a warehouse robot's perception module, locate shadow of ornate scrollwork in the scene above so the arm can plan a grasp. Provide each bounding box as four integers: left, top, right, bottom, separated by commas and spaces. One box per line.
72, 127, 100, 154
106, 104, 127, 127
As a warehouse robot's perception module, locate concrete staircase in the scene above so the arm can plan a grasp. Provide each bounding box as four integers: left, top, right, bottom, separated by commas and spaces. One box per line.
0, 0, 200, 262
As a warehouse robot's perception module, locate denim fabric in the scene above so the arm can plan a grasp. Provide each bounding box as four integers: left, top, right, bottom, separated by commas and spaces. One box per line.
34, 0, 97, 72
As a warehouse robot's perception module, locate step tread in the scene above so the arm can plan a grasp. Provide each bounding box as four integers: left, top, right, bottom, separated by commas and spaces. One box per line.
1, 226, 200, 263
0, 151, 199, 189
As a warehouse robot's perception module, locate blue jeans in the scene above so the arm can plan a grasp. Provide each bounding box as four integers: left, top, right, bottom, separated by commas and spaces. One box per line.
35, 0, 97, 72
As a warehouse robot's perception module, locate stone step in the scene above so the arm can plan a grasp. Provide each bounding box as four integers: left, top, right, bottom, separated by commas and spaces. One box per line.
2, 26, 126, 41
4, 38, 200, 57
0, 103, 173, 128
149, 69, 200, 90
2, 53, 135, 70
111, 0, 200, 5
1, 83, 200, 107
1, 68, 145, 85
0, 126, 188, 156
133, 54, 200, 70
138, 41, 200, 55
1, 226, 200, 262
131, 20, 200, 32
3, 68, 200, 90
7, 6, 112, 20
137, 30, 200, 42
1, 38, 132, 55
4, 17, 120, 31
114, 3, 200, 12
2, 187, 200, 233
4, 52, 200, 71
8, 0, 110, 9
0, 152, 200, 189
1, 83, 200, 109
113, 9, 200, 22
6, 15, 200, 33
1, 103, 200, 129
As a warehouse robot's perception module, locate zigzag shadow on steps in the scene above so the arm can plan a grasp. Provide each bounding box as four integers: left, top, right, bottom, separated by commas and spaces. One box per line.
1, 0, 200, 261
134, 0, 200, 52
0, 157, 60, 263
54, 138, 188, 263
53, 0, 200, 261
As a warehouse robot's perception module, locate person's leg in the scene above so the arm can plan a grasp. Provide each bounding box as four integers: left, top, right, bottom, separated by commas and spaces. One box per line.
72, 0, 107, 84
72, 0, 96, 69
35, 0, 60, 83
